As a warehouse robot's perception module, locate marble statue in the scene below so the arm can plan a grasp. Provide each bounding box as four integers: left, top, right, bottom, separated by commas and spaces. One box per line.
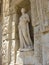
18, 8, 33, 50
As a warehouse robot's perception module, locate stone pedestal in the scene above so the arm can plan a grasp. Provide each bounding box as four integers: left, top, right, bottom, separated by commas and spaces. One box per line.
16, 48, 34, 65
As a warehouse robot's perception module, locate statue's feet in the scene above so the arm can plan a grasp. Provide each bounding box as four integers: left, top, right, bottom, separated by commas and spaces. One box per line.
18, 47, 33, 52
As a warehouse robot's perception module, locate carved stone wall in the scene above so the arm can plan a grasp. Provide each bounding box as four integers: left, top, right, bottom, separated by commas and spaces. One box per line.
2, 0, 49, 65
2, 0, 10, 65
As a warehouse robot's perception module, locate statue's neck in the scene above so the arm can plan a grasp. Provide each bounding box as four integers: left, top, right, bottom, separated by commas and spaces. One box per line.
22, 13, 26, 15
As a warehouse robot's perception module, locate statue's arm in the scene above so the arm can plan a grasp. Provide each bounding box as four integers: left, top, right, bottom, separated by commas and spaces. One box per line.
27, 14, 30, 22
18, 18, 21, 29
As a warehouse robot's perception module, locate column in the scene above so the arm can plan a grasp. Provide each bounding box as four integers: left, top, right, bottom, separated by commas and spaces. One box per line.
10, 13, 16, 65
30, 0, 43, 65
10, 7, 19, 65
2, 0, 10, 65
34, 25, 42, 65
30, 0, 38, 26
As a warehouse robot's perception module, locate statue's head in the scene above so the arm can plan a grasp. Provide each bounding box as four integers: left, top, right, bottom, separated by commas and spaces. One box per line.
21, 8, 26, 14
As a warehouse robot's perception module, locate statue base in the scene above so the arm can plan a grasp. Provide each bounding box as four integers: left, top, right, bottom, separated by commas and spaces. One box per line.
16, 48, 34, 65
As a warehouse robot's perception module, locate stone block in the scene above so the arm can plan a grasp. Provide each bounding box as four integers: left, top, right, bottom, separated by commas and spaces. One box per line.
16, 49, 34, 65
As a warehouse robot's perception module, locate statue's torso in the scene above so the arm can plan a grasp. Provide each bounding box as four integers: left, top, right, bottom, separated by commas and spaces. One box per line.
19, 14, 29, 27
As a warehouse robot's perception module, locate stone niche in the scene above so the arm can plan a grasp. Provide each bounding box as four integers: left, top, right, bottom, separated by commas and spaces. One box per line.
15, 0, 34, 50
15, 0, 34, 65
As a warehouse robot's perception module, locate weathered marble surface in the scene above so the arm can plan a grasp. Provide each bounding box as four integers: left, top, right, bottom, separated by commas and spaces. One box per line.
16, 49, 34, 65
42, 33, 49, 65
